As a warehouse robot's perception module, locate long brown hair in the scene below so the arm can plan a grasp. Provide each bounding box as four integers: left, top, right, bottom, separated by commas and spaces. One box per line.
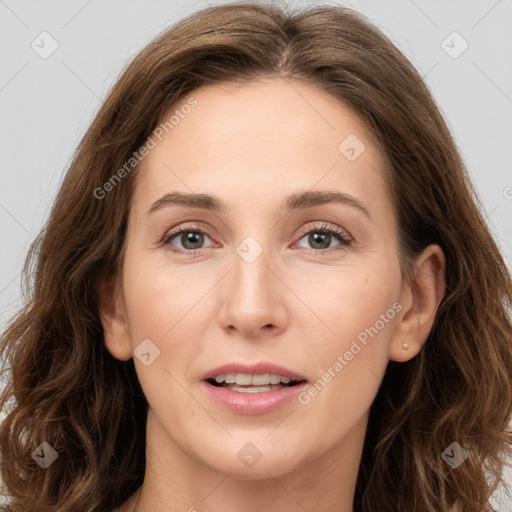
1, 2, 511, 511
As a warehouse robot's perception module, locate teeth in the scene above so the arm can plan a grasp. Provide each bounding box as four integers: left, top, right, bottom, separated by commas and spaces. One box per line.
214, 373, 294, 385
221, 384, 283, 393
238, 374, 252, 385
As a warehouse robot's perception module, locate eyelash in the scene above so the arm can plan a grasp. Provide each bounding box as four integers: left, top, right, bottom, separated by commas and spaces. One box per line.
161, 222, 352, 256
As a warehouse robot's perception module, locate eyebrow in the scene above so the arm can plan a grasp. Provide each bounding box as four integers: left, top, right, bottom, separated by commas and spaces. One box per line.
146, 190, 371, 220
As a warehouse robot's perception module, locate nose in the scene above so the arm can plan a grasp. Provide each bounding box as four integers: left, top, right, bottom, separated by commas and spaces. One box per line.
216, 246, 288, 340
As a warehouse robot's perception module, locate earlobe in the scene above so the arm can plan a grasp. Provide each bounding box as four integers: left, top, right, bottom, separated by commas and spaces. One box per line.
389, 244, 446, 363
98, 273, 133, 361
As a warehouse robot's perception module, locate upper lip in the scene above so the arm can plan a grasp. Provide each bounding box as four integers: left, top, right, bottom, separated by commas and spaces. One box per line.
200, 362, 308, 382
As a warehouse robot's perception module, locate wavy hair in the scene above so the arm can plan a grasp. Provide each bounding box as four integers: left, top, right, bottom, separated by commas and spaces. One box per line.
1, 2, 511, 511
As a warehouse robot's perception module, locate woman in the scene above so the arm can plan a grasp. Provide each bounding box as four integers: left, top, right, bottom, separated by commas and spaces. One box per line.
1, 2, 511, 511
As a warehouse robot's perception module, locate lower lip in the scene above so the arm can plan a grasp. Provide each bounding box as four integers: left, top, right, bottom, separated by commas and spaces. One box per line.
201, 380, 308, 415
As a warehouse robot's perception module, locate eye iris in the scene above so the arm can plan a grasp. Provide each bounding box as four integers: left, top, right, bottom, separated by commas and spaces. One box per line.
170, 228, 342, 251
309, 232, 331, 249
182, 232, 204, 249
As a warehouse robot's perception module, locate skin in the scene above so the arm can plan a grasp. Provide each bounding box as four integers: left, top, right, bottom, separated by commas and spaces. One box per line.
100, 78, 445, 512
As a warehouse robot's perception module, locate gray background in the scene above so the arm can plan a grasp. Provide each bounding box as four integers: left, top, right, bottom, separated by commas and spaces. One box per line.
1, 0, 511, 508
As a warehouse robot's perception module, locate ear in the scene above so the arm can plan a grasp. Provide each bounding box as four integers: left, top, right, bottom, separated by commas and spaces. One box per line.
97, 272, 133, 361
389, 244, 446, 362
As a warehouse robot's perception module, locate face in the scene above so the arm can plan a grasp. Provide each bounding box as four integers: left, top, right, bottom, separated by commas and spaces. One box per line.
101, 77, 433, 481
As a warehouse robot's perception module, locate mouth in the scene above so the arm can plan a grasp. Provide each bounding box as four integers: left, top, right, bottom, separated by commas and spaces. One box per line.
200, 366, 309, 414
200, 362, 309, 414
205, 373, 308, 393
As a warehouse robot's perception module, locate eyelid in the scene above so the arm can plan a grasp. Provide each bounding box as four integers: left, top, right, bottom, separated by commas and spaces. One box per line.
294, 221, 352, 242
292, 221, 353, 255
161, 220, 353, 253
161, 222, 216, 246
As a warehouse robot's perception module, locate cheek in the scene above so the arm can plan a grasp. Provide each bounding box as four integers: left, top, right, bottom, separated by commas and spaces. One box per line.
294, 263, 401, 417
120, 258, 209, 428
291, 257, 401, 346
121, 249, 215, 343
294, 306, 398, 457
120, 248, 226, 385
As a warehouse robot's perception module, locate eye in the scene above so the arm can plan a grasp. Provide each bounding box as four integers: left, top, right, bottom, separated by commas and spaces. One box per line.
295, 222, 352, 252
162, 223, 215, 254
161, 221, 352, 255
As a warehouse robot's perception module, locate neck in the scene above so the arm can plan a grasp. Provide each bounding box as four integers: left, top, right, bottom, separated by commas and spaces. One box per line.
130, 408, 367, 512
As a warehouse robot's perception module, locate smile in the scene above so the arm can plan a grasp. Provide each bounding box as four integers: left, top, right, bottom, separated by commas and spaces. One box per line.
209, 372, 301, 392
202, 374, 308, 414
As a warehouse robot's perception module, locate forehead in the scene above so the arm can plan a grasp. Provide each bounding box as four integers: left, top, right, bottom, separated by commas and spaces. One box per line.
159, 78, 376, 155
132, 78, 390, 215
